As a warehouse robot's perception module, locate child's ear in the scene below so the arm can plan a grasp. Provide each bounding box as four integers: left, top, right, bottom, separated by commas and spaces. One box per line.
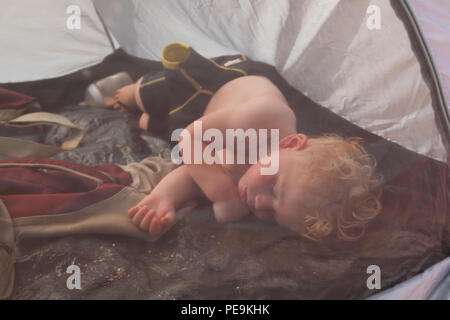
279, 134, 307, 150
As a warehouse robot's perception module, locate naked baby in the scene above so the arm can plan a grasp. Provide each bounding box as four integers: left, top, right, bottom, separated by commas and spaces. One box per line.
112, 43, 382, 242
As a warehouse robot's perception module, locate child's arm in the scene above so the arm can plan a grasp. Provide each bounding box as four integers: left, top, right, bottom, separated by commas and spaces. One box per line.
213, 197, 250, 223
128, 164, 203, 235
148, 164, 203, 209
180, 111, 250, 223
128, 160, 248, 235
183, 142, 249, 223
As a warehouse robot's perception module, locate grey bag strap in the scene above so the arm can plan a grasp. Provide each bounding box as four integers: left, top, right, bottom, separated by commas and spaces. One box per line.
0, 112, 84, 159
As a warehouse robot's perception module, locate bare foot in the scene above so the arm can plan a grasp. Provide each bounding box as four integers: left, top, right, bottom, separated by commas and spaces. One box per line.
128, 193, 176, 237
112, 83, 138, 112
139, 113, 150, 131
126, 114, 149, 131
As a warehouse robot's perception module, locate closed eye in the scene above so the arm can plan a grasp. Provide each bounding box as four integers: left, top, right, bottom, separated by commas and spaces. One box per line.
272, 182, 282, 210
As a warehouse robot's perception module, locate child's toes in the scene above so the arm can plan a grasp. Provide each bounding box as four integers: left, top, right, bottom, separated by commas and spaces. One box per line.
113, 97, 121, 109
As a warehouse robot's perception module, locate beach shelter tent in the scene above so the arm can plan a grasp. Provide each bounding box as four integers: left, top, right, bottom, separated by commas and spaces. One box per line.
0, 0, 449, 299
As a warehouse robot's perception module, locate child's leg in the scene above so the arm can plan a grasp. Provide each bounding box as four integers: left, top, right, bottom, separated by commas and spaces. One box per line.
138, 113, 150, 131
112, 77, 145, 112
112, 77, 151, 131
134, 76, 146, 113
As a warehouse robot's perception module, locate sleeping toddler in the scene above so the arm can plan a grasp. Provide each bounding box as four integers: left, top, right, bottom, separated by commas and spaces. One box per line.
111, 43, 382, 241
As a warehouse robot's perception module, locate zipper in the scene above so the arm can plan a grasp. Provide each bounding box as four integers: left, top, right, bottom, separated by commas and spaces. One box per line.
0, 163, 104, 188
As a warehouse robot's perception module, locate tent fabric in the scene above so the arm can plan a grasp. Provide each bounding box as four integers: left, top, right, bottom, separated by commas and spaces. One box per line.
1, 0, 449, 299
2, 0, 447, 161
368, 256, 450, 299
94, 0, 447, 163
1, 49, 162, 112
408, 0, 450, 112
2, 49, 449, 300
0, 0, 117, 83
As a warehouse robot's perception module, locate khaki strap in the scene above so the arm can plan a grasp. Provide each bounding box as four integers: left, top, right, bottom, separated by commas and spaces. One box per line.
0, 112, 84, 159
0, 200, 15, 300
13, 186, 197, 242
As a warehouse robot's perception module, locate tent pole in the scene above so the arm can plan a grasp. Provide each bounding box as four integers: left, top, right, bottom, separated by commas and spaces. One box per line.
399, 0, 450, 158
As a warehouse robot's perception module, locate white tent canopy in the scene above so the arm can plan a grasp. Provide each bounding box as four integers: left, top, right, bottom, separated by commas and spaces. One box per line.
0, 0, 118, 82
1, 0, 448, 163
0, 0, 449, 299
409, 0, 450, 114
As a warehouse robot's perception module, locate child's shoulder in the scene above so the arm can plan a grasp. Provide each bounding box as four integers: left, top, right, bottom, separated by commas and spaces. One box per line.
230, 95, 295, 130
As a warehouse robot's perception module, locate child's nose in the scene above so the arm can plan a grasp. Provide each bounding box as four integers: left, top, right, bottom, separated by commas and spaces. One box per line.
254, 194, 273, 210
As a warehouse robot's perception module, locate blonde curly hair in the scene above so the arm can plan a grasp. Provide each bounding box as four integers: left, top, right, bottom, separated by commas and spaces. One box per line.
292, 135, 382, 242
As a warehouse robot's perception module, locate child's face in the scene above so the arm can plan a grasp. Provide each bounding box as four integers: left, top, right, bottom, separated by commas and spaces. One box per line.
238, 148, 311, 235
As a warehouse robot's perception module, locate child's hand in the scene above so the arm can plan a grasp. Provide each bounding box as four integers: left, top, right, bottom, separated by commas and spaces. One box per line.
128, 193, 176, 237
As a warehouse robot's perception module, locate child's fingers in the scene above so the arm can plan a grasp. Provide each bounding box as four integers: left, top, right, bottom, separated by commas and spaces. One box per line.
160, 210, 175, 229
139, 209, 155, 230
149, 217, 161, 236
128, 206, 140, 218
131, 205, 148, 225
